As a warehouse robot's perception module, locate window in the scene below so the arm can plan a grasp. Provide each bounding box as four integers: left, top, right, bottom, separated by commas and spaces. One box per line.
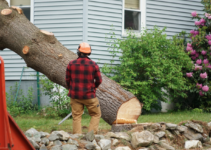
7, 0, 31, 21
122, 0, 146, 36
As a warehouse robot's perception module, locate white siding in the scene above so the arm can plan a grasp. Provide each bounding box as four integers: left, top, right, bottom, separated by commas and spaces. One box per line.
34, 0, 83, 53
88, 0, 123, 67
146, 0, 205, 38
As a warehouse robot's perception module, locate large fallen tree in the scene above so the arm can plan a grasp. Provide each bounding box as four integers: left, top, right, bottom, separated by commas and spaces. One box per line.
0, 0, 143, 125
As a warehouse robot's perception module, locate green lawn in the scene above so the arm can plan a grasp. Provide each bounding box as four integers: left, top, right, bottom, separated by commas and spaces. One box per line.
14, 111, 211, 133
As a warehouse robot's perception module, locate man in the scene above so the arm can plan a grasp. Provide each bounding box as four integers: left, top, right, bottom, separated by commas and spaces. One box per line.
65, 42, 102, 134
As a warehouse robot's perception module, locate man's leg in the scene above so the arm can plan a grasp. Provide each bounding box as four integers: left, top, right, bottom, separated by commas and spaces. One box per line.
70, 98, 84, 134
83, 97, 101, 134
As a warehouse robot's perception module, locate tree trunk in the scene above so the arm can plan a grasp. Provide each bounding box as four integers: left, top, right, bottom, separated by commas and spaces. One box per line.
0, 0, 143, 125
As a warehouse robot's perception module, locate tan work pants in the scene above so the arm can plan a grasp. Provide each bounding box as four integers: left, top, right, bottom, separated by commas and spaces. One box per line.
70, 97, 101, 134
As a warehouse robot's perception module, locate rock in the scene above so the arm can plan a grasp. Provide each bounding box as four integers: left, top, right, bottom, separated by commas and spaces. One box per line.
95, 135, 105, 141
173, 130, 180, 136
138, 149, 149, 150
112, 139, 119, 146
85, 142, 96, 150
25, 128, 41, 142
208, 122, 211, 127
160, 142, 175, 150
54, 140, 62, 146
69, 134, 84, 139
40, 145, 48, 150
144, 123, 161, 132
93, 139, 101, 150
51, 145, 61, 150
52, 131, 70, 141
86, 130, 95, 142
185, 121, 203, 133
27, 137, 40, 149
115, 146, 131, 150
165, 130, 174, 140
184, 128, 203, 141
155, 131, 165, 138
40, 131, 50, 138
98, 139, 111, 150
67, 139, 79, 146
41, 137, 49, 146
185, 140, 202, 149
62, 144, 78, 150
129, 126, 144, 133
176, 125, 187, 133
48, 141, 54, 147
48, 134, 60, 141
131, 131, 154, 148
105, 132, 131, 141
81, 140, 92, 145
153, 135, 159, 144
202, 134, 210, 143
165, 123, 177, 130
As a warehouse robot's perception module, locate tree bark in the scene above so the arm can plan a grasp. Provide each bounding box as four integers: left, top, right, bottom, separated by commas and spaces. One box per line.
0, 0, 143, 125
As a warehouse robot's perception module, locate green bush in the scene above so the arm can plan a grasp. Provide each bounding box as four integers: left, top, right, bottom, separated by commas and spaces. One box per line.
6, 83, 37, 117
102, 27, 193, 111
40, 75, 71, 118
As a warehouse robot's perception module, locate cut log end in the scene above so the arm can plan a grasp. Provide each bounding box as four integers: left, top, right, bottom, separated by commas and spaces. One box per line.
112, 97, 143, 124
1, 9, 12, 16
22, 46, 29, 54
11, 6, 23, 14
40, 30, 54, 36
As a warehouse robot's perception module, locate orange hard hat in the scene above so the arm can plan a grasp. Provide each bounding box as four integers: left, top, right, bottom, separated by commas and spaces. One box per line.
78, 42, 91, 54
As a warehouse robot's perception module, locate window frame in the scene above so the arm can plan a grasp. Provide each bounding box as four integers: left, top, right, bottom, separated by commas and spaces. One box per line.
122, 0, 146, 37
6, 0, 34, 23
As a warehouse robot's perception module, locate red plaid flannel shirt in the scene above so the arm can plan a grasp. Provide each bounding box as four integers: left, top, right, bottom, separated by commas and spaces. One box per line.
65, 56, 102, 99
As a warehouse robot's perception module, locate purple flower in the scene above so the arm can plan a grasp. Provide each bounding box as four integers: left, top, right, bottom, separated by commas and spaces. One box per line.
190, 30, 195, 34
200, 72, 208, 79
196, 83, 202, 89
208, 40, 211, 45
195, 21, 201, 26
199, 91, 204, 96
186, 46, 193, 51
195, 52, 199, 58
187, 43, 192, 47
194, 31, 199, 35
191, 11, 197, 17
204, 59, 209, 64
201, 50, 207, 55
194, 64, 202, 70
191, 56, 196, 60
191, 50, 196, 55
186, 72, 193, 77
202, 85, 209, 92
206, 35, 211, 40
207, 64, 211, 69
196, 59, 202, 65
200, 18, 206, 24
205, 13, 211, 19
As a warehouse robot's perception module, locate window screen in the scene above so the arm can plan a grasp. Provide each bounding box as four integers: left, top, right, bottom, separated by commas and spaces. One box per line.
11, 0, 30, 6
125, 0, 140, 9
125, 11, 140, 30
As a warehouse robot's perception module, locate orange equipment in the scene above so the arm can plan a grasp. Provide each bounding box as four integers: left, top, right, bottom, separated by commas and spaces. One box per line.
0, 56, 35, 150
77, 42, 91, 54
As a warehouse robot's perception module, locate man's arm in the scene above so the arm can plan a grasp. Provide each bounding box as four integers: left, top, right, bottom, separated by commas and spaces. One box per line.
94, 64, 102, 88
65, 63, 71, 89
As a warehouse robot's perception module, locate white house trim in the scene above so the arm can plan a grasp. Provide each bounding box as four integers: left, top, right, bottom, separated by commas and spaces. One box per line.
122, 0, 146, 37
30, 0, 34, 23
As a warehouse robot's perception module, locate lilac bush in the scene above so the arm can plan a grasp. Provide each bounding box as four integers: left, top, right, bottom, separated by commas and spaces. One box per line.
185, 0, 211, 110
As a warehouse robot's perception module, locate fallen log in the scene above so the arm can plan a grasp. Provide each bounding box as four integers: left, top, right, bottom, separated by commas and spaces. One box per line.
0, 0, 143, 125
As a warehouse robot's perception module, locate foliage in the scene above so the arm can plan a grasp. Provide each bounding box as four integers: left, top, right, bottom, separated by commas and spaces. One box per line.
102, 27, 192, 111
40, 75, 71, 118
6, 82, 37, 117
183, 0, 211, 111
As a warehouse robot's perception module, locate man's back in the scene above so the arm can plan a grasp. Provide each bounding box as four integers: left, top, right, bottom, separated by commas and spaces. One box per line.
66, 56, 102, 99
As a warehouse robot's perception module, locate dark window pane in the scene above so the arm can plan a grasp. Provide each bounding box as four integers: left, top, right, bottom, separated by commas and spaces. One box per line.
124, 10, 140, 30
22, 7, 30, 21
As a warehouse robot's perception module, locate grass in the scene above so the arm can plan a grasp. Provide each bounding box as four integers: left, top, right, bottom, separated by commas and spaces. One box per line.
13, 111, 211, 133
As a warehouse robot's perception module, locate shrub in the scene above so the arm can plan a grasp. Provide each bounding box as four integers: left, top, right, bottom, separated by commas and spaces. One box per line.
40, 75, 71, 118
102, 27, 192, 111
6, 82, 37, 117
183, 0, 211, 111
